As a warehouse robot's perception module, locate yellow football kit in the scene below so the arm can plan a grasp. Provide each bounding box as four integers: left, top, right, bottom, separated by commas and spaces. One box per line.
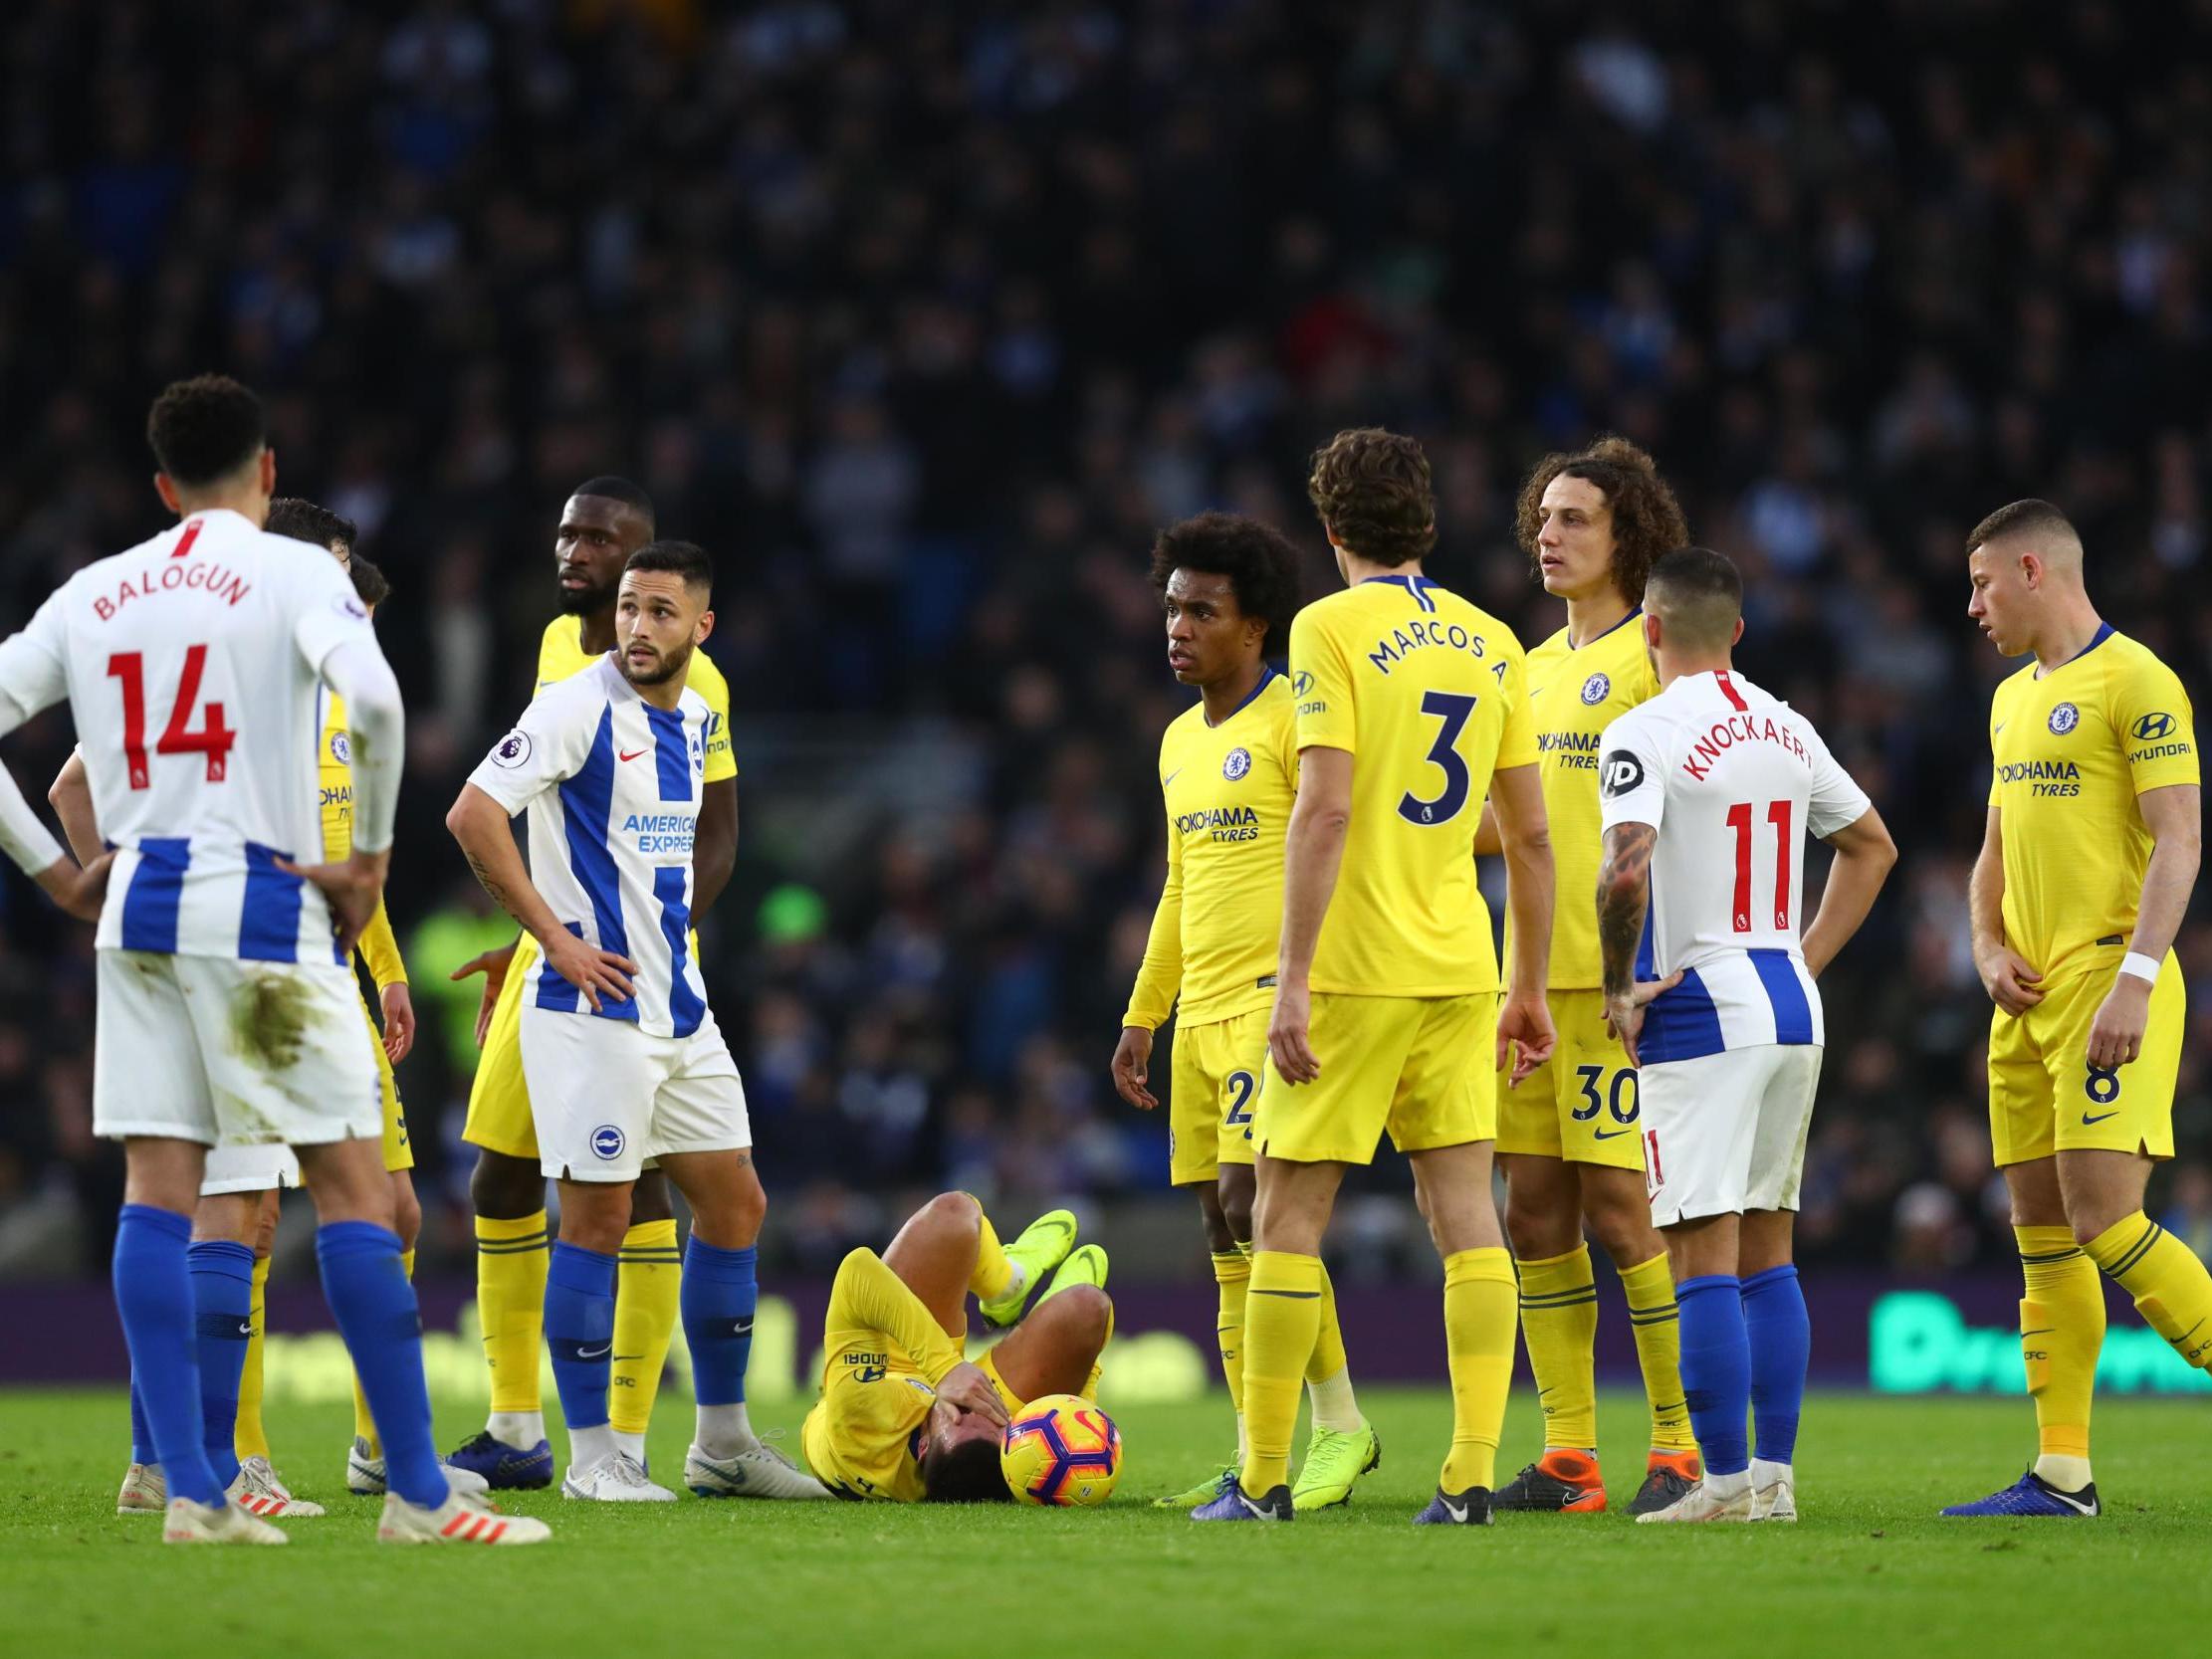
800, 1248, 1020, 1503
1123, 672, 1298, 1184
1985, 626, 2197, 1163
317, 689, 411, 1172
462, 617, 739, 1157
1495, 613, 1659, 1171
1263, 575, 1535, 1164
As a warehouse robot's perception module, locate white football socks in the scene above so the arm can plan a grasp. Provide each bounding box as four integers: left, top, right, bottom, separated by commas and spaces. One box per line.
1705, 1466, 1753, 1501
568, 1422, 617, 1472
2034, 1452, 2093, 1493
1307, 1365, 1362, 1434
488, 1410, 546, 1449
612, 1429, 648, 1466
695, 1401, 755, 1460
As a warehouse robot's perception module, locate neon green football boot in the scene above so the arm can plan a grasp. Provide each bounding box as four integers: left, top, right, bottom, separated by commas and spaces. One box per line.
1039, 1242, 1108, 1301
978, 1209, 1079, 1327
1156, 1462, 1240, 1509
1291, 1420, 1382, 1509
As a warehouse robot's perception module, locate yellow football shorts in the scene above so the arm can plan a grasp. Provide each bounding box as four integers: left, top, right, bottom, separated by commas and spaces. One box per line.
1987, 956, 2183, 1166
359, 986, 412, 1173
1260, 992, 1498, 1165
461, 933, 540, 1160
1495, 987, 1644, 1172
1167, 1007, 1264, 1186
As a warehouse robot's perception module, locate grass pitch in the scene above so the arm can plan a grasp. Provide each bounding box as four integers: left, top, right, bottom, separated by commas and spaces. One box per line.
4, 1386, 2206, 1658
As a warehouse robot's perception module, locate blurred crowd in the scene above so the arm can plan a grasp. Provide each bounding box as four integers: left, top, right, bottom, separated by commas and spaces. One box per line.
2, 0, 2209, 1281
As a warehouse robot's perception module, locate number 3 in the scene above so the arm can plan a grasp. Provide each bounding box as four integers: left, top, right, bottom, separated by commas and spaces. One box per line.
1397, 691, 1478, 825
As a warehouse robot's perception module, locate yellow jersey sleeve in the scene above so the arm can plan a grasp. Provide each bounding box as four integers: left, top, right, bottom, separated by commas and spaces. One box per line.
1121, 732, 1184, 1031
1990, 630, 2197, 981
1291, 579, 1526, 996
1514, 614, 1659, 989
800, 1248, 962, 1503
357, 897, 407, 989
537, 615, 738, 781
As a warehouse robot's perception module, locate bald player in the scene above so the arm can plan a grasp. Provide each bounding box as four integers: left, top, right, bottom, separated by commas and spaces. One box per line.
1945, 500, 2208, 1519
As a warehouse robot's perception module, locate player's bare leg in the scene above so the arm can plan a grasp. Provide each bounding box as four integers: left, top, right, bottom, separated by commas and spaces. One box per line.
884, 1189, 991, 1333
658, 1149, 828, 1499
989, 1282, 1115, 1401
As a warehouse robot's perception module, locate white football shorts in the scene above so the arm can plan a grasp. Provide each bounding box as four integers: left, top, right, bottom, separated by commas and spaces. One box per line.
1639, 1043, 1824, 1226
200, 1143, 299, 1195
519, 1003, 751, 1183
93, 949, 381, 1151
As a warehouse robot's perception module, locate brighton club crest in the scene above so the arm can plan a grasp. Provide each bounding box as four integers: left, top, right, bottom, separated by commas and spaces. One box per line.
2048, 703, 2080, 735
1580, 673, 1612, 706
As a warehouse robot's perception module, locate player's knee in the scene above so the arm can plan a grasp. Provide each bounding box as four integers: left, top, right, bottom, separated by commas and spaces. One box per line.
1217, 1189, 1253, 1247
1052, 1283, 1113, 1348
629, 1170, 674, 1225
1585, 1198, 1656, 1266
924, 1191, 984, 1235
470, 1149, 542, 1219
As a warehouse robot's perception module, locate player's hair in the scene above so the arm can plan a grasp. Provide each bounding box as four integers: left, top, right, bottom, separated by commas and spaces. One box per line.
346, 553, 390, 610
1645, 545, 1742, 648
1148, 511, 1303, 651
145, 374, 266, 487
573, 474, 657, 532
1967, 499, 2081, 560
920, 1437, 1013, 1504
1305, 427, 1436, 568
625, 537, 713, 596
1513, 435, 1688, 606
265, 497, 359, 558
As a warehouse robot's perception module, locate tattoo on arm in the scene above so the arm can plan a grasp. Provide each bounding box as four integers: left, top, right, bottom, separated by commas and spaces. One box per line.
1597, 823, 1657, 997
462, 849, 522, 924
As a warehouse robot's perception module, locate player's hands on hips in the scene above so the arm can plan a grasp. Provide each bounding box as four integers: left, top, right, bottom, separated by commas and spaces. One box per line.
379, 981, 416, 1064
2087, 973, 2150, 1069
35, 851, 113, 924
1975, 944, 2045, 1016
450, 938, 519, 1046
280, 848, 388, 956
1497, 991, 1556, 1087
540, 928, 636, 1013
1603, 970, 1684, 1068
1111, 1026, 1158, 1109
1268, 979, 1319, 1084
933, 1362, 1009, 1427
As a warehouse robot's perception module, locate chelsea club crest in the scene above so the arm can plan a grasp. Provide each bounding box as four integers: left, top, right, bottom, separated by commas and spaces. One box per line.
2048, 702, 2080, 735
1580, 673, 1611, 706
1221, 747, 1252, 781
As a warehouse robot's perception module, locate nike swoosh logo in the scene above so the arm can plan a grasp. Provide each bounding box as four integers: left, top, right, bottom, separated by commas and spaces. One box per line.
1592, 1128, 1633, 1140
579, 1343, 612, 1359
1163, 768, 1183, 785
1994, 723, 2007, 735
618, 747, 650, 762
2082, 1111, 2120, 1126
733, 1320, 755, 1337
236, 1321, 254, 1335
1441, 1497, 1468, 1522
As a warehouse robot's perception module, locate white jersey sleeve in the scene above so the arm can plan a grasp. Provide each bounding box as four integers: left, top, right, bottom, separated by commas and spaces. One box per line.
1597, 709, 1670, 833
468, 674, 602, 816
0, 592, 73, 873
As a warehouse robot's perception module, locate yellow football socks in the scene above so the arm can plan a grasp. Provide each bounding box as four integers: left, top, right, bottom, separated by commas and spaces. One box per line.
1239, 1250, 1323, 1495
1620, 1249, 1695, 1453
1516, 1245, 1599, 1452
477, 1210, 552, 1413
350, 1248, 416, 1457
969, 1205, 1016, 1305
1211, 1249, 1250, 1452
1305, 1262, 1362, 1431
1441, 1247, 1517, 1494
609, 1220, 683, 1436
2085, 1211, 2212, 1370
233, 1252, 272, 1461
2015, 1224, 2102, 1483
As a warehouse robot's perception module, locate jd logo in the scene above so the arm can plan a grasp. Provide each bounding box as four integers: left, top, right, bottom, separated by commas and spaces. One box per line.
1600, 751, 1646, 796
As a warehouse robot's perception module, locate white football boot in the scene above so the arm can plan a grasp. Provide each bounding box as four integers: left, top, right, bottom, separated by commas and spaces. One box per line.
377, 1485, 552, 1546
229, 1454, 325, 1517
164, 1496, 288, 1545
1750, 1459, 1798, 1523
116, 1462, 166, 1515
683, 1436, 830, 1500
1635, 1476, 1755, 1524
561, 1449, 678, 1502
347, 1438, 492, 1497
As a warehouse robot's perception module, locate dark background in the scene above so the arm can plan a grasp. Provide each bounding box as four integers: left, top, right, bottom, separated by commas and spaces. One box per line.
0, 0, 2207, 1288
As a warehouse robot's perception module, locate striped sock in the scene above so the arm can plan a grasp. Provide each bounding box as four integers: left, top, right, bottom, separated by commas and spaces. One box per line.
1515, 1245, 1599, 1452
476, 1210, 551, 1416
2085, 1212, 2212, 1369
609, 1220, 682, 1438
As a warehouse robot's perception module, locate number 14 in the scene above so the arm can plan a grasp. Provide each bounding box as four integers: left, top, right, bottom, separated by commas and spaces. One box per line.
108, 647, 236, 789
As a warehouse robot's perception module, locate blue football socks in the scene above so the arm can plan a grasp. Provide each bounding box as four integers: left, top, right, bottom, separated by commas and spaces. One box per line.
1742, 1263, 1810, 1465
317, 1220, 445, 1508
1674, 1274, 1751, 1479
113, 1204, 224, 1506
681, 1240, 759, 1407
188, 1239, 256, 1489
546, 1241, 618, 1433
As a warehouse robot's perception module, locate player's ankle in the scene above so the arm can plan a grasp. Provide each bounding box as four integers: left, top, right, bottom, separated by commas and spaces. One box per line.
2034, 1452, 2093, 1492
488, 1410, 545, 1447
